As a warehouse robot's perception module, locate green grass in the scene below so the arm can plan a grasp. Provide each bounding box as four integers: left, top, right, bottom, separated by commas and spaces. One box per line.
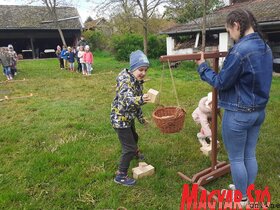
0, 54, 279, 209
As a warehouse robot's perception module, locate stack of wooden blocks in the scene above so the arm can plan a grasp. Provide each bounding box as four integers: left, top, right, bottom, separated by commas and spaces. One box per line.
132, 162, 155, 179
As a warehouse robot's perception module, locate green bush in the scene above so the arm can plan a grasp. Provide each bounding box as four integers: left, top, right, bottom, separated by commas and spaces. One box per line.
111, 34, 143, 61
111, 34, 167, 61
148, 34, 167, 59
83, 30, 109, 51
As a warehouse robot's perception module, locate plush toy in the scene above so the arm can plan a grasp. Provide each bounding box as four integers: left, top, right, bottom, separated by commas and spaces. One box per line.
192, 92, 212, 147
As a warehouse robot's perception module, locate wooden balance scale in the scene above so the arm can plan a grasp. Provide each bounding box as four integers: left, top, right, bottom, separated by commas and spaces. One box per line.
160, 51, 230, 199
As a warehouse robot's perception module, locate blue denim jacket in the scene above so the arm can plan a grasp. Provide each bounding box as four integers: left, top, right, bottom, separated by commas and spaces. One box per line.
198, 33, 273, 112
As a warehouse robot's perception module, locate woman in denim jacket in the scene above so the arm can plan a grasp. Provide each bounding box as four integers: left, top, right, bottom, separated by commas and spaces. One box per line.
196, 9, 273, 206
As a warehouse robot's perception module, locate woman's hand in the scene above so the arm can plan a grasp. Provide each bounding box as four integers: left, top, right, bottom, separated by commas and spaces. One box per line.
195, 51, 206, 65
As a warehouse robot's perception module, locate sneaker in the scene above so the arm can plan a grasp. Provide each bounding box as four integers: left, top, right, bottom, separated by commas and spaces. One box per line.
135, 149, 145, 161
221, 188, 248, 208
114, 173, 136, 186
240, 197, 248, 208
229, 184, 236, 190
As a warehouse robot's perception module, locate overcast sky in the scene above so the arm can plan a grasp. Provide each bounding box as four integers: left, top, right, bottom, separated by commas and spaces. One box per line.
0, 0, 97, 22
0, 0, 228, 22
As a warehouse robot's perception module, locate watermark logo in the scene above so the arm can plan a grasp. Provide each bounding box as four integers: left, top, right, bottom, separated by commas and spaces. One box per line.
180, 184, 272, 210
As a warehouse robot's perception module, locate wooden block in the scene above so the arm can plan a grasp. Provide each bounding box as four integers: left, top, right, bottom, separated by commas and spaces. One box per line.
147, 88, 160, 103
138, 162, 148, 168
132, 163, 155, 179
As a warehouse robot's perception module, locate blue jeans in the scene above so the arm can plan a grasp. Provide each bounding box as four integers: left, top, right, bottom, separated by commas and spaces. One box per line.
86, 63, 92, 75
3, 66, 11, 76
222, 109, 265, 198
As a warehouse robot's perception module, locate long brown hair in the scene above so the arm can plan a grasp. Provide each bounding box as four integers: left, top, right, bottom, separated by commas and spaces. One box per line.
226, 9, 261, 38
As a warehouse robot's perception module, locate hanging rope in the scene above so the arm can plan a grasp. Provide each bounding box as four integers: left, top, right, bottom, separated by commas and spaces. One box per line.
167, 60, 180, 107
153, 60, 186, 133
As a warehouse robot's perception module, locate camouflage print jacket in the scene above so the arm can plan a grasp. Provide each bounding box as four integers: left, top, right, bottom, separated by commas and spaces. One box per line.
110, 69, 145, 128
0, 47, 12, 67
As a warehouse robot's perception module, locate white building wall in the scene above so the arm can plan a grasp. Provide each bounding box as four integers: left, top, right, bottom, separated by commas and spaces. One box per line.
166, 32, 233, 67
166, 37, 193, 55
166, 37, 174, 55
219, 32, 232, 66
219, 32, 230, 52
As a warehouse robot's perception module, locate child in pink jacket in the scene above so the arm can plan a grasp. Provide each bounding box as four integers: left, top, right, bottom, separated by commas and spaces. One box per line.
192, 92, 212, 147
83, 45, 94, 75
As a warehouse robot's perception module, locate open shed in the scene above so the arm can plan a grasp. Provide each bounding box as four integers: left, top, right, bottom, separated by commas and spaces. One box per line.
0, 5, 83, 59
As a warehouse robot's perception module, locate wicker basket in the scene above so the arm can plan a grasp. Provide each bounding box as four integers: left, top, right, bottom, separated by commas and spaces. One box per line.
152, 106, 186, 134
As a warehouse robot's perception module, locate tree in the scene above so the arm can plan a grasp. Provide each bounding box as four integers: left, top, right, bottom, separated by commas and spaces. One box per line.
202, 0, 207, 52
165, 0, 223, 52
26, 0, 77, 46
164, 0, 223, 23
95, 0, 168, 55
42, 0, 67, 46
85, 16, 94, 23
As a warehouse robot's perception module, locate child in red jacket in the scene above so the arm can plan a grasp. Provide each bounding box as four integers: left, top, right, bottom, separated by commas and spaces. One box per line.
83, 45, 93, 75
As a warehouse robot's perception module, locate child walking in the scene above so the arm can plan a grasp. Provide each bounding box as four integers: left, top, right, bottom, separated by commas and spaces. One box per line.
8, 44, 17, 77
110, 50, 151, 186
0, 47, 13, 80
83, 45, 93, 75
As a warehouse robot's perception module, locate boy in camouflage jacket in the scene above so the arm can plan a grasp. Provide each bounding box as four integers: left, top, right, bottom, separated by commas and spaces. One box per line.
110, 50, 150, 186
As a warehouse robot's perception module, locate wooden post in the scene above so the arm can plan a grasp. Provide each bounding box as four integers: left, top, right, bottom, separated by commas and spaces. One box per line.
160, 51, 230, 188
30, 37, 35, 59
211, 57, 219, 170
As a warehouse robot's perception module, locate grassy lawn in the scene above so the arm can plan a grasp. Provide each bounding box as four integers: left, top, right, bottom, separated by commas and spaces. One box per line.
0, 52, 279, 209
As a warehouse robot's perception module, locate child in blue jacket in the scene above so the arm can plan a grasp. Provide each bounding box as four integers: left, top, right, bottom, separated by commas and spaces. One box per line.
60, 45, 68, 70
67, 47, 75, 72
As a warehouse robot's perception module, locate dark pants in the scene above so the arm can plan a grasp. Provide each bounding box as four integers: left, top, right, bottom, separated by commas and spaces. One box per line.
114, 122, 139, 173
59, 58, 64, 68
77, 62, 82, 73
11, 67, 16, 77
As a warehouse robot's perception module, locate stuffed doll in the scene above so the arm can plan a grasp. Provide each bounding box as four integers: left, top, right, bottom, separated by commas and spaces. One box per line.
192, 92, 212, 147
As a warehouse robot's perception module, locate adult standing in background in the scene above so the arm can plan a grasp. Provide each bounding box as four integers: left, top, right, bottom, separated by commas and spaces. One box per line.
77, 35, 88, 47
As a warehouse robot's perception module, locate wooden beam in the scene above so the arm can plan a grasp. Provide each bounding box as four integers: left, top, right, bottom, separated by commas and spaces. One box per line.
160, 51, 227, 62
41, 16, 80, 24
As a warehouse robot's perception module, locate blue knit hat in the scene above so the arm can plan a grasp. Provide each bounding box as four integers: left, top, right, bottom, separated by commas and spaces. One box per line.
129, 50, 149, 72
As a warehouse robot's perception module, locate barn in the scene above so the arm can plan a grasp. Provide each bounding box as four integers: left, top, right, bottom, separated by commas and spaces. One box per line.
0, 5, 83, 59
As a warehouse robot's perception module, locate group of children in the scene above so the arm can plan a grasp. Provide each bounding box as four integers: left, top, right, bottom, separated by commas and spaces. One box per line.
0, 44, 18, 80
55, 44, 93, 75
